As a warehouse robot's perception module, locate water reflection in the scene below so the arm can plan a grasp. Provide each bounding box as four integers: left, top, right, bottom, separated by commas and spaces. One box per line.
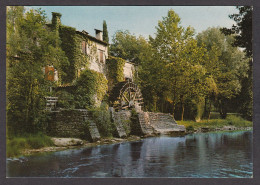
7, 131, 253, 178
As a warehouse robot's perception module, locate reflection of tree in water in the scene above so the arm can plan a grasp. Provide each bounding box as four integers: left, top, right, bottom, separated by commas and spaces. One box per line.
7, 131, 252, 177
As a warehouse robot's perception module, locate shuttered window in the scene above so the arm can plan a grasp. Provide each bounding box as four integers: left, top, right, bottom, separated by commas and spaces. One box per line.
99, 50, 104, 62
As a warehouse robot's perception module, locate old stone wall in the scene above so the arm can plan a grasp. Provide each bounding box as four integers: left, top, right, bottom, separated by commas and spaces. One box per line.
47, 109, 100, 141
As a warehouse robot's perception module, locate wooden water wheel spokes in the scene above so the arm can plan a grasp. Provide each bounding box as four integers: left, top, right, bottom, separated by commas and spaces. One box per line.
112, 81, 143, 111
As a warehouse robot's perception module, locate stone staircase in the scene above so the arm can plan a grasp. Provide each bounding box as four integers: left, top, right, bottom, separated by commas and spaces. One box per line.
138, 112, 155, 135
147, 112, 185, 134
113, 112, 128, 138
81, 110, 101, 141
110, 108, 128, 138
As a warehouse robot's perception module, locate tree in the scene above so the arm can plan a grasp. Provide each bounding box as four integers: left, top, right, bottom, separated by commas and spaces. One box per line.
6, 7, 68, 135
110, 30, 151, 64
197, 27, 249, 119
140, 9, 211, 120
103, 20, 109, 43
221, 6, 252, 58
221, 6, 252, 120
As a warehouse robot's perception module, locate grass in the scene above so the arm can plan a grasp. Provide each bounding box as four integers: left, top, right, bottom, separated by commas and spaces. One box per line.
177, 115, 252, 130
7, 133, 54, 158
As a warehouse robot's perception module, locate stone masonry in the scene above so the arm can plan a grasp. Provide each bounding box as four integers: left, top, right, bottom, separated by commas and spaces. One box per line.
47, 109, 100, 141
147, 112, 186, 134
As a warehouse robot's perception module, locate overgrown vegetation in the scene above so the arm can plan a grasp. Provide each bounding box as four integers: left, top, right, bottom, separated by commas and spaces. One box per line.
74, 69, 108, 108
6, 7, 68, 136
7, 133, 53, 158
89, 103, 116, 137
106, 56, 126, 88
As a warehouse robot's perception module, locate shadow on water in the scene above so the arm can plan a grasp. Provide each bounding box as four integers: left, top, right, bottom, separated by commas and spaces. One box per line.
6, 131, 253, 178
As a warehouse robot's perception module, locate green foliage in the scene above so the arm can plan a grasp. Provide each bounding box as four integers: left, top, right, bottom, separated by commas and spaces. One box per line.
55, 90, 75, 109
110, 30, 151, 64
74, 69, 108, 108
106, 56, 126, 87
139, 9, 210, 120
221, 6, 252, 120
197, 27, 249, 119
225, 115, 251, 127
221, 6, 252, 58
6, 7, 67, 136
6, 133, 53, 158
89, 103, 116, 137
103, 20, 109, 43
59, 26, 78, 83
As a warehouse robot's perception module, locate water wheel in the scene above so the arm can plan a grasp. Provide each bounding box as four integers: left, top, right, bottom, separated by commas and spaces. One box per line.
109, 81, 143, 111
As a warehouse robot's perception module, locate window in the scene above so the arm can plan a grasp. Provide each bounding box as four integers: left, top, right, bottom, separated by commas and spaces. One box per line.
99, 50, 104, 62
81, 41, 87, 54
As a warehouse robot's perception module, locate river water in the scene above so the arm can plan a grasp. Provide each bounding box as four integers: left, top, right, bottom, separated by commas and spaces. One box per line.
6, 131, 253, 178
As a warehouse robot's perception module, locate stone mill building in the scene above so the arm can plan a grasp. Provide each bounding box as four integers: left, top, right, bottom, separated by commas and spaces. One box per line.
45, 12, 185, 141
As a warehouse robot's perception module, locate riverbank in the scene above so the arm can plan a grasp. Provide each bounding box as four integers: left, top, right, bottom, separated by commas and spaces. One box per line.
7, 116, 252, 158
177, 115, 252, 133
12, 135, 142, 157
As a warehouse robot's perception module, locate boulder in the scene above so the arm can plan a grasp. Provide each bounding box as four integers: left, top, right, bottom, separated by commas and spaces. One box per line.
51, 138, 84, 147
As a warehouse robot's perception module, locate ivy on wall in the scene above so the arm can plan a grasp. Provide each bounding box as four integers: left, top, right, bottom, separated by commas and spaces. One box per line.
106, 56, 126, 89
74, 69, 108, 109
59, 25, 78, 83
59, 25, 98, 84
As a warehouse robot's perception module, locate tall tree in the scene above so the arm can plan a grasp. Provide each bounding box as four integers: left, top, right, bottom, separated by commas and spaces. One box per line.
103, 20, 109, 43
142, 9, 211, 120
221, 6, 252, 120
197, 27, 249, 118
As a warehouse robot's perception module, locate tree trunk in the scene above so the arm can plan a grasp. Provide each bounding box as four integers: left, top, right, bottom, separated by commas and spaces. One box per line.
181, 95, 184, 121
208, 100, 211, 120
172, 102, 176, 119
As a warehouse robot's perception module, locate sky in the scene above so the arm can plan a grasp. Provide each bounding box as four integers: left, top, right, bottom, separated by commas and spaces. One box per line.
28, 6, 238, 40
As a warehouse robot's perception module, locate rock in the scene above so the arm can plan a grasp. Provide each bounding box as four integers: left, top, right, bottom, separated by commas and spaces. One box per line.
51, 138, 84, 147
223, 126, 236, 131
113, 138, 125, 142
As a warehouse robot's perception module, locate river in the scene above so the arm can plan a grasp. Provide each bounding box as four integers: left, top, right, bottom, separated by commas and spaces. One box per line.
6, 130, 253, 178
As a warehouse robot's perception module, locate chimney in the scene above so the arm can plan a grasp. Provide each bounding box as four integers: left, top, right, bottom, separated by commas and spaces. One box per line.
51, 12, 62, 29
95, 29, 103, 41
